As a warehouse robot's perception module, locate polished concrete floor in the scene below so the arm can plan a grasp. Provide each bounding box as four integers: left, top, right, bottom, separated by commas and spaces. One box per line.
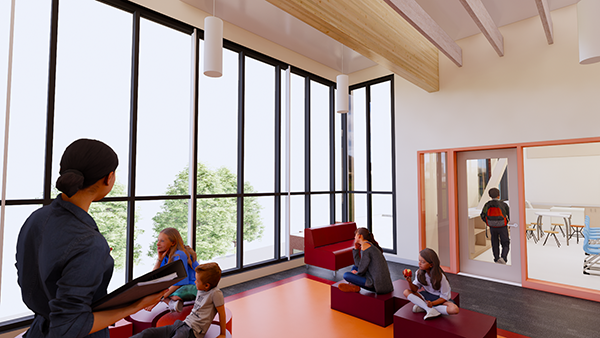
221, 261, 600, 338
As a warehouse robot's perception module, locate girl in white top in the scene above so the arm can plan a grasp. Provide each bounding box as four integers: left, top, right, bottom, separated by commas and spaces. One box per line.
403, 248, 460, 319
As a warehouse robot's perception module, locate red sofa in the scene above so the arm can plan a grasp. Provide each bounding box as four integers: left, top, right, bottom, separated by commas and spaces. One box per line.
304, 222, 357, 276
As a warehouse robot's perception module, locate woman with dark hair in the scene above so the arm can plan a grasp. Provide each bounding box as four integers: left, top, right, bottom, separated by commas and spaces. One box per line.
16, 139, 163, 338
403, 248, 460, 320
339, 227, 394, 294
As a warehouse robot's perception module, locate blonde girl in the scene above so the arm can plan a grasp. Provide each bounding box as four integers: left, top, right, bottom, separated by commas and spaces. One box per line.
403, 248, 460, 319
150, 227, 199, 312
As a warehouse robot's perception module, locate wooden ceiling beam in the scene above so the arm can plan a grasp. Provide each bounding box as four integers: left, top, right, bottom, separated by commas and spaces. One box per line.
266, 0, 439, 92
459, 0, 504, 56
534, 0, 554, 45
384, 0, 463, 67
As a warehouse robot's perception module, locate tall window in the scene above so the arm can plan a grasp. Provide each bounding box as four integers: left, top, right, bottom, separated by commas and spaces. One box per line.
349, 76, 396, 251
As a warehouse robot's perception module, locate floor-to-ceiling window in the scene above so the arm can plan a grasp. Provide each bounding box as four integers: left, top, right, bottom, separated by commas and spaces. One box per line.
348, 76, 396, 252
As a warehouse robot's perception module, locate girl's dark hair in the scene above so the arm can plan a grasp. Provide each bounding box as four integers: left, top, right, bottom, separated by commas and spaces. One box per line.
355, 227, 383, 253
417, 248, 447, 290
56, 139, 118, 197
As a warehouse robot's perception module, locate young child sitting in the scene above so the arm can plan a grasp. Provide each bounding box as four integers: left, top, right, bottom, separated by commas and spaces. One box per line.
132, 262, 227, 338
403, 248, 459, 320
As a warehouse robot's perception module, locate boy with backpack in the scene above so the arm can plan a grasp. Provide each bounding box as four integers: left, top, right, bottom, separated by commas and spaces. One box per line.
480, 188, 510, 264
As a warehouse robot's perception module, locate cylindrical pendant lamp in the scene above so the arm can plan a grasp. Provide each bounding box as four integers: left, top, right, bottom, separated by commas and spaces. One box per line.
578, 0, 600, 65
204, 16, 223, 77
336, 74, 349, 113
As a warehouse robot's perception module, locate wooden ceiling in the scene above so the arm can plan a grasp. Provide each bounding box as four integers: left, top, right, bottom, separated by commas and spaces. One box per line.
266, 0, 558, 93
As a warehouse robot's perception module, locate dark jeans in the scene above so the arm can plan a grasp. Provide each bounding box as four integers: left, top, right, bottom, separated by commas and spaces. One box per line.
342, 266, 375, 292
130, 320, 194, 338
490, 226, 510, 262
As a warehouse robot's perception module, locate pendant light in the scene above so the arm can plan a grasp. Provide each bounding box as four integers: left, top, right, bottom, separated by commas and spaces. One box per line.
204, 0, 223, 77
336, 45, 349, 113
578, 0, 600, 65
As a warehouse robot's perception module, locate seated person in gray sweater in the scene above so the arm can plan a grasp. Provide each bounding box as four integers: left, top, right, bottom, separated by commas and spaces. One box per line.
340, 227, 394, 294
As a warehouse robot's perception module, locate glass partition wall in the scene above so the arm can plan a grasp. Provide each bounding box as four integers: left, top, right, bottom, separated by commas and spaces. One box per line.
524, 142, 600, 291
420, 141, 600, 294
420, 152, 451, 268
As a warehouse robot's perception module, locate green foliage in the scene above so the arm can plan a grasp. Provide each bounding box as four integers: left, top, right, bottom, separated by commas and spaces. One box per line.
87, 182, 143, 269
149, 163, 264, 261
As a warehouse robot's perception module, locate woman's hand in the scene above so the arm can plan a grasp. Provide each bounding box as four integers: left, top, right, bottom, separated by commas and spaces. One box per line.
351, 269, 358, 274
134, 291, 166, 313
426, 300, 433, 308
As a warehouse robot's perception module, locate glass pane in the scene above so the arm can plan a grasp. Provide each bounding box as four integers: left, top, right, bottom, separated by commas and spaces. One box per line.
133, 200, 172, 280
88, 199, 130, 291
136, 18, 190, 196
196, 197, 237, 271
310, 80, 329, 192
289, 195, 304, 254
0, 0, 9, 195
311, 194, 330, 227
335, 193, 343, 223
370, 81, 392, 192
5, 0, 52, 199
0, 205, 39, 322
372, 194, 393, 250
422, 152, 450, 267
290, 73, 305, 192
244, 57, 275, 194
52, 0, 131, 196
351, 193, 367, 228
243, 196, 271, 265
198, 47, 239, 192
350, 87, 366, 192
524, 143, 600, 291
280, 195, 286, 258
466, 157, 511, 265
335, 111, 342, 192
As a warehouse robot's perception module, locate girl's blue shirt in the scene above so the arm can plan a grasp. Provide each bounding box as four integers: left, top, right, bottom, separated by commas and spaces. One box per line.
161, 249, 199, 286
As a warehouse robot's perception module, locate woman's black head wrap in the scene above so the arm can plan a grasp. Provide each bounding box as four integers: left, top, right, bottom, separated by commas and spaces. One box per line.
56, 139, 119, 198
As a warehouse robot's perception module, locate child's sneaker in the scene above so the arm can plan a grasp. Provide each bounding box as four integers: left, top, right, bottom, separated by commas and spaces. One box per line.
168, 299, 183, 313
423, 307, 441, 320
412, 304, 426, 313
338, 283, 360, 293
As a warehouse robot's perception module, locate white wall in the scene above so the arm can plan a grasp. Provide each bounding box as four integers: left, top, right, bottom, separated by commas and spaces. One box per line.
387, 5, 600, 262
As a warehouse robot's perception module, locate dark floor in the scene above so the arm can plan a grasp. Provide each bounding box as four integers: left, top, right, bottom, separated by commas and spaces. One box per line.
221, 262, 600, 338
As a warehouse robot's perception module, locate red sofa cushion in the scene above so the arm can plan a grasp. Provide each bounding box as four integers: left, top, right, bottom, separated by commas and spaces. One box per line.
305, 222, 356, 249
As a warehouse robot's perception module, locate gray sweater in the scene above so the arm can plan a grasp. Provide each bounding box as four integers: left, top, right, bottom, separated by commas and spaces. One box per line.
353, 243, 394, 294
